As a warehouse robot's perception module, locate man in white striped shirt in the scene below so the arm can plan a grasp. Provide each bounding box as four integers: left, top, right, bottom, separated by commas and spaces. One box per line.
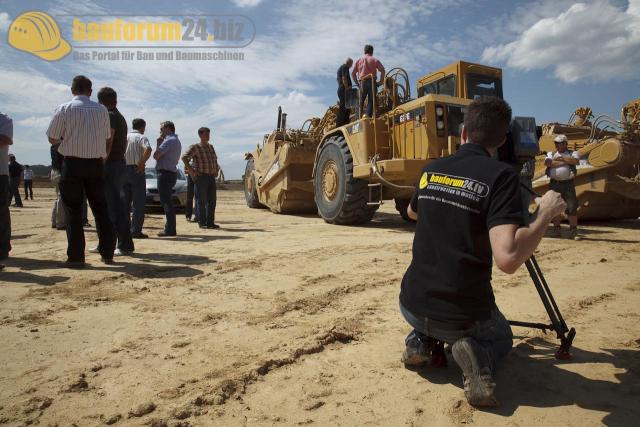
124, 118, 152, 238
46, 75, 116, 268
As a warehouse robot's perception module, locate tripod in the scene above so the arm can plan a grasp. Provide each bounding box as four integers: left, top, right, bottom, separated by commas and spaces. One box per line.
508, 255, 576, 360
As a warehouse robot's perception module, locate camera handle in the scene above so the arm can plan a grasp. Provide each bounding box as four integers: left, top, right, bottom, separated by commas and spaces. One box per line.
508, 255, 576, 360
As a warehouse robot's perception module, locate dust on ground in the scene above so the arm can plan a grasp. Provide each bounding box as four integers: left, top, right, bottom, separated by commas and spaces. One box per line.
1, 187, 639, 426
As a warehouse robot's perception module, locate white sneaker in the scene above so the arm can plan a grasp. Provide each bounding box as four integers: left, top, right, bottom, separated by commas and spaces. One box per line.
114, 249, 133, 256
88, 246, 99, 253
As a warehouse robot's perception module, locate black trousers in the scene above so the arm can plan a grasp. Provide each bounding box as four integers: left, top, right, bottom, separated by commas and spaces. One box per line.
24, 180, 33, 199
336, 86, 350, 127
59, 158, 115, 262
0, 175, 10, 257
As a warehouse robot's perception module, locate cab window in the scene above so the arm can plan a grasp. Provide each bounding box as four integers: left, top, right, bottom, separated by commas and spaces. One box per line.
418, 74, 456, 97
466, 74, 503, 99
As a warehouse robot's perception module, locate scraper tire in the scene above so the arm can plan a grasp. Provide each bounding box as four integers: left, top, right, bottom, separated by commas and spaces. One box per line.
314, 135, 378, 225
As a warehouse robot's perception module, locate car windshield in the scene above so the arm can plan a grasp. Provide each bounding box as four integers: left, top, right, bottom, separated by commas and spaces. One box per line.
145, 168, 186, 180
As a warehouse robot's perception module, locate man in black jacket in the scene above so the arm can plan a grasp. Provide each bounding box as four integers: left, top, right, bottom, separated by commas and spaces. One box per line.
400, 97, 566, 407
8, 154, 23, 207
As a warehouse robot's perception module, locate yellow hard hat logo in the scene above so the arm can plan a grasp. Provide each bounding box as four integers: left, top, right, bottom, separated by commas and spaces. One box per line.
8, 11, 71, 61
419, 172, 429, 189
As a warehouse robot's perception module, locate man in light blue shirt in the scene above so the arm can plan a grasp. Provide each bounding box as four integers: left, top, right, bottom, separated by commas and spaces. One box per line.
153, 121, 182, 236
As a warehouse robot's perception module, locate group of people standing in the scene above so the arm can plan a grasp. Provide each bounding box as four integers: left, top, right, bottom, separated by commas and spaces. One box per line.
0, 74, 222, 269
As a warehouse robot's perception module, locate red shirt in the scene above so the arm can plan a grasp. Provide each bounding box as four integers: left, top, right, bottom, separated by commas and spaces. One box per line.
354, 54, 384, 81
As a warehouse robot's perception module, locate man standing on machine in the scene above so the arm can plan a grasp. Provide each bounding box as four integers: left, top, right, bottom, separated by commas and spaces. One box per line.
399, 97, 566, 407
352, 44, 384, 118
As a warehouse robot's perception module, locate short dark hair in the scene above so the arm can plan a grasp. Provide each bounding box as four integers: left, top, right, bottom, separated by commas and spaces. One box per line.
25, 165, 29, 168
463, 96, 512, 149
198, 127, 210, 135
71, 75, 92, 94
364, 44, 373, 55
161, 121, 175, 132
132, 118, 146, 131
97, 87, 117, 107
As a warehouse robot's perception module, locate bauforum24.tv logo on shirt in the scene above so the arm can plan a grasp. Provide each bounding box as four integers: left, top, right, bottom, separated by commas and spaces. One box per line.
7, 10, 255, 62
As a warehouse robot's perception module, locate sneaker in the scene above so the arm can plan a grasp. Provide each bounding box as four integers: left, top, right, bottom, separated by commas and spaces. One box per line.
402, 332, 431, 366
114, 249, 133, 256
157, 231, 176, 237
210, 224, 220, 229
451, 337, 498, 407
548, 225, 561, 238
131, 232, 148, 239
568, 227, 578, 240
101, 257, 115, 265
88, 246, 99, 253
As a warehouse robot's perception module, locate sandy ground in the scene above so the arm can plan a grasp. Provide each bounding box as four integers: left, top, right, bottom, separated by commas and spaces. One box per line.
0, 187, 639, 427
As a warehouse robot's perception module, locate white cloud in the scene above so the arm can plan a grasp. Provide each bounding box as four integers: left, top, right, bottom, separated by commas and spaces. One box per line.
232, 0, 264, 7
17, 116, 55, 128
3, 0, 464, 177
0, 68, 70, 115
481, 0, 640, 82
0, 12, 10, 32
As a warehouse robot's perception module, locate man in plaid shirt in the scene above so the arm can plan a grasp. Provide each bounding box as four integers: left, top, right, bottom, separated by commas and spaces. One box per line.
182, 127, 221, 229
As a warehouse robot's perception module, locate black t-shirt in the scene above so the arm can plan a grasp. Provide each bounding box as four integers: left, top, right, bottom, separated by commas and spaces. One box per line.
9, 161, 22, 178
400, 143, 525, 322
337, 63, 352, 89
106, 107, 128, 163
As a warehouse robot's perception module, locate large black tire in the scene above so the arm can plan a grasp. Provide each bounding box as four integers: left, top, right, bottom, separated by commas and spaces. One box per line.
314, 136, 378, 225
244, 159, 264, 209
394, 198, 416, 222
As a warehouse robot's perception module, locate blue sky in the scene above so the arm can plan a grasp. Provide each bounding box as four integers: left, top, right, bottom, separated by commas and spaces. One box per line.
1, 0, 639, 178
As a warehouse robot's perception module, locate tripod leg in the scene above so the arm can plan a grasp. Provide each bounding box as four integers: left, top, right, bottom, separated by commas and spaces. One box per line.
524, 257, 575, 360
530, 256, 568, 332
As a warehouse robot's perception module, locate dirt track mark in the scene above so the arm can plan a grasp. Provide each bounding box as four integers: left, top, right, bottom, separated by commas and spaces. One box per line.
192, 321, 361, 410
214, 259, 262, 274
24, 274, 141, 306
269, 278, 397, 319
0, 304, 79, 326
571, 292, 616, 311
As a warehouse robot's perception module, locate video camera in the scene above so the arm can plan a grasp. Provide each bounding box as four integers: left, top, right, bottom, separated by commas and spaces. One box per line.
497, 116, 540, 175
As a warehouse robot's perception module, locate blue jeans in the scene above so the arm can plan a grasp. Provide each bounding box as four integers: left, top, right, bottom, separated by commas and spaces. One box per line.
157, 169, 177, 235
0, 175, 11, 257
400, 303, 513, 373
185, 175, 199, 221
195, 174, 216, 226
124, 165, 146, 234
104, 160, 134, 252
360, 76, 375, 117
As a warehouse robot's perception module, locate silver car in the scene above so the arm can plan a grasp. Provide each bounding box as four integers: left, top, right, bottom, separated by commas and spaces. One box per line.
145, 167, 188, 209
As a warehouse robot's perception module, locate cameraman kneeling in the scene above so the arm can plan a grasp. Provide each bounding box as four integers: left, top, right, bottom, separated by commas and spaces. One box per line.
399, 97, 566, 407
